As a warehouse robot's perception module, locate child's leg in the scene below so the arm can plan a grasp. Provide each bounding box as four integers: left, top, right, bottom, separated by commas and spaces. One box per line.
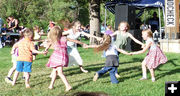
149, 68, 155, 82
115, 68, 120, 78
109, 67, 119, 84
56, 67, 72, 91
93, 67, 109, 81
141, 60, 147, 79
97, 67, 109, 76
49, 70, 53, 78
24, 72, 30, 88
71, 47, 88, 73
7, 61, 17, 78
48, 69, 57, 89
115, 54, 120, 78
12, 71, 19, 86
79, 65, 88, 73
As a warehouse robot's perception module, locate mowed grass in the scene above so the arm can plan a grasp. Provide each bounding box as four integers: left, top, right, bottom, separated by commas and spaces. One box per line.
0, 41, 180, 96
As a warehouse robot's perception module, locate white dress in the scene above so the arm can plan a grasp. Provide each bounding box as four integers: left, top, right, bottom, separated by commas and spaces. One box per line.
66, 29, 83, 66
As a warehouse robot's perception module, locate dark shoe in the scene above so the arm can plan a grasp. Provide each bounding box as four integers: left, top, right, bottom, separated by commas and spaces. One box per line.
22, 77, 25, 80
5, 77, 13, 83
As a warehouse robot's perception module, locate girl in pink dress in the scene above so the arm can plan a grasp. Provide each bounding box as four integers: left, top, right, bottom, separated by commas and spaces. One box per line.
130, 29, 167, 82
45, 26, 87, 91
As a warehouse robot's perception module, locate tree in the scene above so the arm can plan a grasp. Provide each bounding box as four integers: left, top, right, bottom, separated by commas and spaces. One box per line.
89, 0, 100, 44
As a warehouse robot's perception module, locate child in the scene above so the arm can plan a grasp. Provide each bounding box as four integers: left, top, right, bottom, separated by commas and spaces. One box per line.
110, 21, 144, 78
5, 31, 25, 83
63, 20, 101, 73
130, 29, 167, 82
33, 26, 42, 60
85, 34, 130, 84
11, 28, 47, 88
5, 42, 20, 83
45, 26, 87, 91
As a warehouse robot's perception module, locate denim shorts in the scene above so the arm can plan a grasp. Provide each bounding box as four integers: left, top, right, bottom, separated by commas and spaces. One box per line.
16, 61, 32, 72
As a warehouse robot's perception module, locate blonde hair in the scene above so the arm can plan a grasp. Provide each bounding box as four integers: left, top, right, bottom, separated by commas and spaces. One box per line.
94, 34, 111, 52
118, 21, 130, 31
48, 26, 62, 44
142, 29, 153, 38
24, 28, 34, 39
72, 20, 81, 28
33, 26, 40, 31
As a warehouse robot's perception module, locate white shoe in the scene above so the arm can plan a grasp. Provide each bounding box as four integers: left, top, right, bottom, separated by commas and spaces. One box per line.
139, 77, 147, 81
115, 74, 120, 78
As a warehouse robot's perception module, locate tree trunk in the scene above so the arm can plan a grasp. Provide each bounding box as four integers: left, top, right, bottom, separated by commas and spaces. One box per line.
89, 0, 100, 44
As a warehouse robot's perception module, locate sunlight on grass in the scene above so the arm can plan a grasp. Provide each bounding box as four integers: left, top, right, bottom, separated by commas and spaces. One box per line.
0, 43, 180, 96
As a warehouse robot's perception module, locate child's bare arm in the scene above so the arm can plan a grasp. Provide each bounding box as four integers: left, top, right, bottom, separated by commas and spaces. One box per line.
81, 32, 102, 41
32, 49, 47, 55
130, 41, 151, 55
62, 30, 70, 36
128, 33, 144, 47
44, 42, 52, 51
84, 45, 99, 49
67, 38, 87, 46
11, 43, 18, 54
115, 47, 130, 55
110, 31, 118, 37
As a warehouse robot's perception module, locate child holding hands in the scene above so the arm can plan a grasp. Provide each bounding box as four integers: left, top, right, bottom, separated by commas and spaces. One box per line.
5, 32, 24, 83
110, 21, 144, 77
11, 28, 47, 88
85, 34, 130, 84
130, 29, 167, 82
45, 26, 87, 91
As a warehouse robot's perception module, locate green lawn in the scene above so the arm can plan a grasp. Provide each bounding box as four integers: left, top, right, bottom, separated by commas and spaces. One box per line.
0, 43, 180, 96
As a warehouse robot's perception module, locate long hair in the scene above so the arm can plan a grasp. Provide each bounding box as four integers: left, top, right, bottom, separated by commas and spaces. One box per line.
48, 26, 62, 44
94, 34, 111, 52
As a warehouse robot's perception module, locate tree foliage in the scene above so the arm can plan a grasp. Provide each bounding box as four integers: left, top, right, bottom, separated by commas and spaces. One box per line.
0, 0, 81, 30
0, 0, 115, 30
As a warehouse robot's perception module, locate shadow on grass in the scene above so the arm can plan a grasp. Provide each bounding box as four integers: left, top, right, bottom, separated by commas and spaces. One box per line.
63, 63, 104, 76
89, 65, 142, 83
71, 91, 108, 96
156, 68, 180, 80
70, 77, 93, 90
156, 59, 179, 71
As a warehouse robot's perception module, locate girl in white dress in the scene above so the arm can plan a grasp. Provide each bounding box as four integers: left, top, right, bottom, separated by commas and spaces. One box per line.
63, 20, 101, 73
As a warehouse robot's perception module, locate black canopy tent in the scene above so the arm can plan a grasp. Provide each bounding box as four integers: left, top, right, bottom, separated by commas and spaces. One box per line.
104, 0, 165, 38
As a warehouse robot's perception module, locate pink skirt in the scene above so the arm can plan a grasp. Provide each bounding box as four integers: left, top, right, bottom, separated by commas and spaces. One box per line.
46, 50, 68, 68
144, 47, 168, 69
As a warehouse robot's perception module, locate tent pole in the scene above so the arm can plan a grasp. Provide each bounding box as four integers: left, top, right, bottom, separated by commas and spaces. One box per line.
158, 7, 162, 39
144, 9, 146, 24
105, 6, 107, 30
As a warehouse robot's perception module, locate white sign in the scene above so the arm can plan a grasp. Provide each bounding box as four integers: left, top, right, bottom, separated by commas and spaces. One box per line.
165, 0, 176, 27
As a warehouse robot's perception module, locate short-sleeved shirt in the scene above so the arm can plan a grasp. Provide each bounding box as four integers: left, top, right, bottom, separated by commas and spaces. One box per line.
66, 29, 82, 47
105, 40, 118, 56
15, 37, 35, 62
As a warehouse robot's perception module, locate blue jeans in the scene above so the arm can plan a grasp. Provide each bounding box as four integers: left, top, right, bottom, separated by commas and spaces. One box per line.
97, 66, 119, 84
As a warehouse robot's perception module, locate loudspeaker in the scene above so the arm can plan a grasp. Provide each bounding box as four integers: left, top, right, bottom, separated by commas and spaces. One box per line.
115, 4, 136, 30
125, 29, 143, 51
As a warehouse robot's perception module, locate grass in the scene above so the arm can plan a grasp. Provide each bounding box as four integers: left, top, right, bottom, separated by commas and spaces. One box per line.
0, 39, 180, 96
